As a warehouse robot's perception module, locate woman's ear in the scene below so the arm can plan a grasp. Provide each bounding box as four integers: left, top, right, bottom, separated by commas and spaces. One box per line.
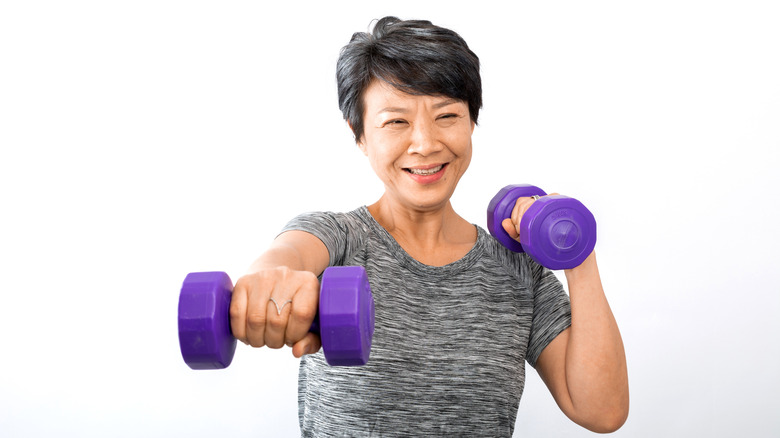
349, 121, 368, 156
357, 138, 368, 156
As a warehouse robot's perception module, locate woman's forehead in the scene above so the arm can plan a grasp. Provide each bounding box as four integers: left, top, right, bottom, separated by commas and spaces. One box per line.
364, 80, 465, 112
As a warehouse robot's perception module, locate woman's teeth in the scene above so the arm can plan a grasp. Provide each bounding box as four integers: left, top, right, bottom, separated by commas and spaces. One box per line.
407, 165, 444, 175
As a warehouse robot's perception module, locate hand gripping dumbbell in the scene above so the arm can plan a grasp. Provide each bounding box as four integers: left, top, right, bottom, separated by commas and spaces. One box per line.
178, 266, 375, 369
487, 184, 597, 270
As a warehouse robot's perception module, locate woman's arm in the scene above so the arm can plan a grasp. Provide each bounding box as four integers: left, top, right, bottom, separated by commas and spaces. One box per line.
248, 230, 330, 275
535, 252, 629, 433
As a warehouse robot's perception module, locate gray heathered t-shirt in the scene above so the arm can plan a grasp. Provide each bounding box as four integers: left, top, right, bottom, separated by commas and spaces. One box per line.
281, 207, 571, 437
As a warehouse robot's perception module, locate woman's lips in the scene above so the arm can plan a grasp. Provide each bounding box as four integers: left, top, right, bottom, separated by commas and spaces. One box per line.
403, 163, 448, 183
406, 164, 444, 175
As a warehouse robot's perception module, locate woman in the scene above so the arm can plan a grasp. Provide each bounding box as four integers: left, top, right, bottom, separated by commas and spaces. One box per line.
230, 16, 628, 436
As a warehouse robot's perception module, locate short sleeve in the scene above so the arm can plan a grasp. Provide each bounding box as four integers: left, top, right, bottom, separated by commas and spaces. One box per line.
279, 210, 367, 268
525, 260, 572, 368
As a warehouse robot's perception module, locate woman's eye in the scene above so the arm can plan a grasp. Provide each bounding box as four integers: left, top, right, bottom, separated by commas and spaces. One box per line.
437, 113, 460, 124
385, 119, 407, 126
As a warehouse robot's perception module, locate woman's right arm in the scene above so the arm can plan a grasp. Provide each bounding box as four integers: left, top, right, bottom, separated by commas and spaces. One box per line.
248, 230, 330, 275
230, 230, 331, 358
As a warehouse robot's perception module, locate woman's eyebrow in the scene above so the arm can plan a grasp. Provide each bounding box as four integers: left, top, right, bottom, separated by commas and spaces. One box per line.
378, 106, 409, 114
433, 98, 461, 109
378, 99, 462, 114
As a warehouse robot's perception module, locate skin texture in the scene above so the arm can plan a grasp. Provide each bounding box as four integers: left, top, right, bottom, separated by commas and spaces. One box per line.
229, 79, 628, 433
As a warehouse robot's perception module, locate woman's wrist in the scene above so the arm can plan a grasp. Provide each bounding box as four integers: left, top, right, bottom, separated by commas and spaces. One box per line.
563, 250, 598, 281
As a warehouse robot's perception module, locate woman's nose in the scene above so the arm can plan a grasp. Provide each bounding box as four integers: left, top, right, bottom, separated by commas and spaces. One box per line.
407, 121, 443, 156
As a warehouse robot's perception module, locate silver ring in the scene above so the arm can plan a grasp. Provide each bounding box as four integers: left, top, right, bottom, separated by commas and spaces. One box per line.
531, 195, 541, 201
269, 298, 292, 316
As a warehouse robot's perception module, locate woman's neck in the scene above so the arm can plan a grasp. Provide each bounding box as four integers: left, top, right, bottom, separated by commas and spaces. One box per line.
367, 195, 477, 266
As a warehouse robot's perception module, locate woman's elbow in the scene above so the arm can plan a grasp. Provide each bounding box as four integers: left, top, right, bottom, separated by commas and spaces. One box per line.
581, 401, 629, 434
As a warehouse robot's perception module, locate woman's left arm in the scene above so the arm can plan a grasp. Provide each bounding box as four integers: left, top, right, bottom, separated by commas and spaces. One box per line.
535, 251, 629, 433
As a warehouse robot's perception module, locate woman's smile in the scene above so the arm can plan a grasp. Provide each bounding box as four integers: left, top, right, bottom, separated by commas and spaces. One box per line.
403, 163, 449, 184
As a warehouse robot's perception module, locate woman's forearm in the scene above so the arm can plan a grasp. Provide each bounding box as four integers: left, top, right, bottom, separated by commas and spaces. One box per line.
563, 252, 629, 431
248, 230, 330, 275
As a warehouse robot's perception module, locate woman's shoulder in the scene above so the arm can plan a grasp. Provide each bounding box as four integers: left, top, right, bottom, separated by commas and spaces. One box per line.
284, 206, 372, 232
476, 224, 538, 285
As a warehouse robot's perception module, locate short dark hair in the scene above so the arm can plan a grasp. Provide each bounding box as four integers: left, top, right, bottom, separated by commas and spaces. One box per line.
336, 16, 482, 143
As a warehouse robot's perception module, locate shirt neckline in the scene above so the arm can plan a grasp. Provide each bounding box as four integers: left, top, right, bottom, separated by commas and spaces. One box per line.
356, 205, 486, 278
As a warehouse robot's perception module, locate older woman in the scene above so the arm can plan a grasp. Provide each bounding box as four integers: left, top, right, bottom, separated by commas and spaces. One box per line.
230, 16, 628, 436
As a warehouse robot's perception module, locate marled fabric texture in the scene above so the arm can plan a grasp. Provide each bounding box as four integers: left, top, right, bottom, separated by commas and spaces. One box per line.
281, 207, 571, 437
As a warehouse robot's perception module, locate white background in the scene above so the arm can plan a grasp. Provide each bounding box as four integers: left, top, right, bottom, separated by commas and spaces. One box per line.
1, 1, 778, 437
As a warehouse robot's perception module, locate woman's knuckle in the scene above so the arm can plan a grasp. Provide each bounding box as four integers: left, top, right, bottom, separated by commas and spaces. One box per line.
247, 336, 265, 348
266, 340, 283, 349
293, 303, 316, 321
229, 300, 243, 320
247, 311, 266, 329
267, 315, 286, 331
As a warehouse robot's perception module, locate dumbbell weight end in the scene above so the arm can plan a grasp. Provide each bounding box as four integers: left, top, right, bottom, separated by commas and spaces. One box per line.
486, 184, 547, 253
520, 195, 597, 270
178, 271, 237, 370
318, 266, 375, 366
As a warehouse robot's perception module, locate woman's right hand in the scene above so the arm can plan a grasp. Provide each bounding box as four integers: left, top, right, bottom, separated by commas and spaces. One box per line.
230, 266, 322, 358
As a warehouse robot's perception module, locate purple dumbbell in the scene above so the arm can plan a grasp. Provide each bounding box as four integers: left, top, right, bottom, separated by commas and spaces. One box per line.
178, 266, 375, 369
487, 184, 597, 270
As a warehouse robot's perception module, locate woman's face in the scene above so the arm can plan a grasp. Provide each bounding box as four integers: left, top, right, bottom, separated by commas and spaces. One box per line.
358, 80, 475, 212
